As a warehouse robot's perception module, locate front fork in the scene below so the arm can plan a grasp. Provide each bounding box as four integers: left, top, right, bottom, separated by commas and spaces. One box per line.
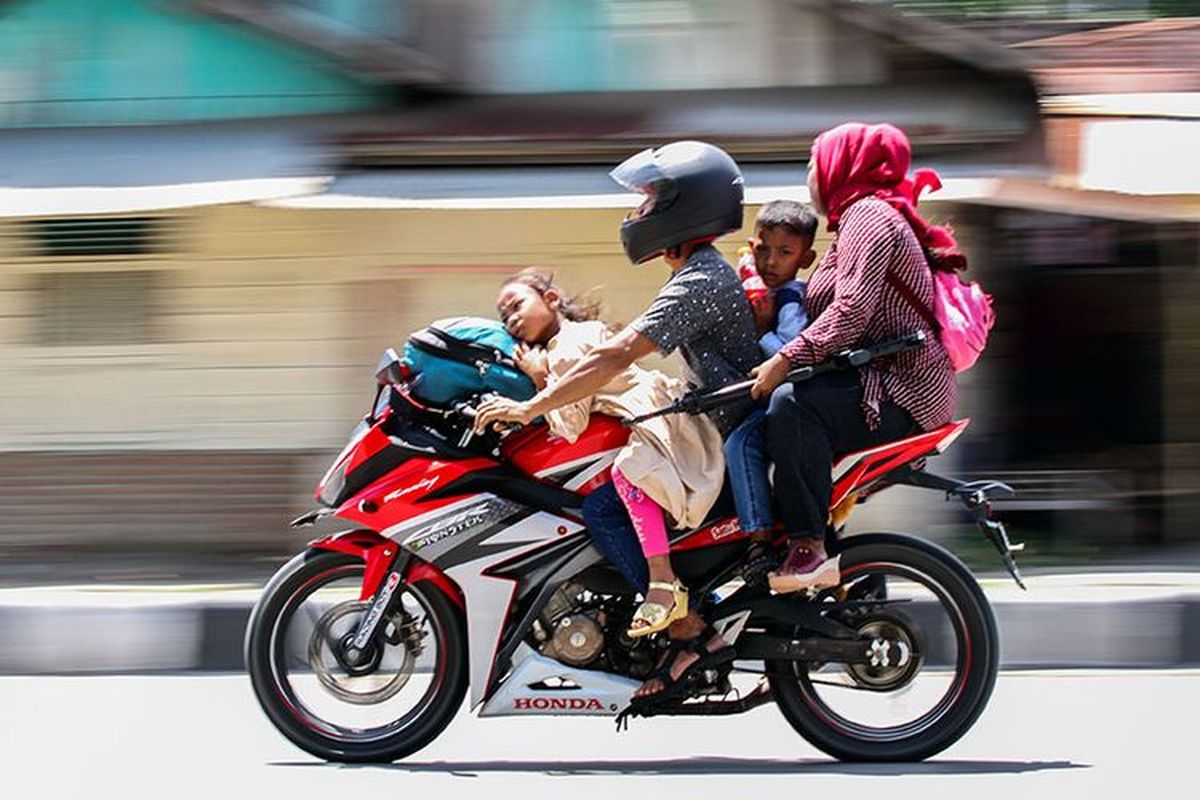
305, 529, 462, 668
345, 550, 411, 664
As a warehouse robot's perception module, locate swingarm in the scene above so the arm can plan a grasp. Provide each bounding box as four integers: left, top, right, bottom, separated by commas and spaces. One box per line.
714, 590, 917, 667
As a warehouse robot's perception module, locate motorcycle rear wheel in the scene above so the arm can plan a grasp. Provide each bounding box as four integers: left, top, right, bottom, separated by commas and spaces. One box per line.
246, 549, 467, 762
768, 533, 999, 762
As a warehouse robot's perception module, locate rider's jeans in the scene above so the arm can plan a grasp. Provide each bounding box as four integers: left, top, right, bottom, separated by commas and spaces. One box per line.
582, 481, 650, 593
766, 371, 916, 541
582, 479, 739, 597
724, 409, 775, 534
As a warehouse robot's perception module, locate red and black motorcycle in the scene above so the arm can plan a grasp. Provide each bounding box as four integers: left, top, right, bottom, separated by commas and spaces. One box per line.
246, 331, 1025, 763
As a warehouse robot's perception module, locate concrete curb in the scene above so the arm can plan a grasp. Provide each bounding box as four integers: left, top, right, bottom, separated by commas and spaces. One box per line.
1, 576, 1197, 673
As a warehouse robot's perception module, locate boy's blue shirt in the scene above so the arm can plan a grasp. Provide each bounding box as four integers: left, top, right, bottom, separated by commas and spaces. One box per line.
759, 279, 809, 357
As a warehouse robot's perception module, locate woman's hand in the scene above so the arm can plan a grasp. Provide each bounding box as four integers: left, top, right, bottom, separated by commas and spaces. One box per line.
750, 353, 792, 401
473, 395, 537, 434
513, 343, 550, 390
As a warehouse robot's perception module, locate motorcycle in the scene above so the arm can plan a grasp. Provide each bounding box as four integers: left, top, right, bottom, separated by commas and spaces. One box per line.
245, 331, 1025, 763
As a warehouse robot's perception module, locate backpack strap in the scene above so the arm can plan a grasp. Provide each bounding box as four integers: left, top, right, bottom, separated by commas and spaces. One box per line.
409, 327, 520, 373
885, 270, 940, 334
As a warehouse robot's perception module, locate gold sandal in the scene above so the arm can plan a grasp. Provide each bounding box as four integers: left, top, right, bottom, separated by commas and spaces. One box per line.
626, 580, 689, 638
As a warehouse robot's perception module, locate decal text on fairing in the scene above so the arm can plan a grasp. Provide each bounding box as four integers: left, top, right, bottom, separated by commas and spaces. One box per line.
513, 697, 605, 711
384, 476, 440, 502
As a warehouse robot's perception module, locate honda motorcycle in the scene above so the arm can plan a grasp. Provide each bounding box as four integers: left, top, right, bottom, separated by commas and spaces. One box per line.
246, 331, 1025, 763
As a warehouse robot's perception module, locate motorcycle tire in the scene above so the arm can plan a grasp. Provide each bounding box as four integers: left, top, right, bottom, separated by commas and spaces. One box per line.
768, 533, 999, 762
246, 548, 467, 762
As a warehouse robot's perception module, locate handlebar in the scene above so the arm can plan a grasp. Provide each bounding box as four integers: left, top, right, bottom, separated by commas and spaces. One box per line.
451, 400, 477, 422
625, 331, 928, 426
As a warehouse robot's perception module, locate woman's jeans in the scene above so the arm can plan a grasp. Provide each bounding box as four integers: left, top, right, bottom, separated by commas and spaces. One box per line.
724, 409, 774, 534
765, 371, 917, 541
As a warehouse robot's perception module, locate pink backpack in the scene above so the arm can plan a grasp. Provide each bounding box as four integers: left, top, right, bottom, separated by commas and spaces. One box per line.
887, 268, 994, 373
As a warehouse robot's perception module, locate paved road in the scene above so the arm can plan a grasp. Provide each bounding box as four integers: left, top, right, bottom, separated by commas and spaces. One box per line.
2, 671, 1191, 799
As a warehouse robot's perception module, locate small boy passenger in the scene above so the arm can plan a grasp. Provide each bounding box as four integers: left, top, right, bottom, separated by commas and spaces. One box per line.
727, 200, 819, 583
748, 200, 818, 356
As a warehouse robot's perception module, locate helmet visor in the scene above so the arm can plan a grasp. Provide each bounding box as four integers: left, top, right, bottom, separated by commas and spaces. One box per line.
609, 148, 666, 193
610, 148, 677, 220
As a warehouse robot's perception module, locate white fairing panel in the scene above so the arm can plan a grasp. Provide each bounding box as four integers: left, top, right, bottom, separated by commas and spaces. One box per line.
479, 648, 640, 717
440, 511, 586, 708
535, 447, 623, 492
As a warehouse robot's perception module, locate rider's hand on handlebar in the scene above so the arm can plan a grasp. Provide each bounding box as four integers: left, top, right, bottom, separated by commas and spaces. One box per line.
750, 352, 791, 401
473, 395, 537, 434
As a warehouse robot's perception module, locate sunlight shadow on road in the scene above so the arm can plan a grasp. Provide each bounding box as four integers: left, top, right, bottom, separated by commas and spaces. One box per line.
271, 758, 1088, 777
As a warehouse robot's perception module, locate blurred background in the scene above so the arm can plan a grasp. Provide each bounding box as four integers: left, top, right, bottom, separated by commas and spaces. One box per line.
1, 0, 1198, 584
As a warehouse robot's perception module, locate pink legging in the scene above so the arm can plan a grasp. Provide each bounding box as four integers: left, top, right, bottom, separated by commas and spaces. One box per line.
610, 466, 670, 559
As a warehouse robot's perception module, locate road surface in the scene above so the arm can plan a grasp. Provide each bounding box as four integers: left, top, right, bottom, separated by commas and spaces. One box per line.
2, 671, 1189, 799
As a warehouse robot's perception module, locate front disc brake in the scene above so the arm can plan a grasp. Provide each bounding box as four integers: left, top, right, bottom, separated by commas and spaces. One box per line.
308, 600, 420, 705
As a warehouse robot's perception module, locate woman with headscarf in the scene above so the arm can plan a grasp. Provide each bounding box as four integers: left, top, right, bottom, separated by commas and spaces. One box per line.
749, 122, 961, 592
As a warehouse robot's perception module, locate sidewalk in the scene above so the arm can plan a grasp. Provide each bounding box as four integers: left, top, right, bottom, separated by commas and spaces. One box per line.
0, 572, 1197, 673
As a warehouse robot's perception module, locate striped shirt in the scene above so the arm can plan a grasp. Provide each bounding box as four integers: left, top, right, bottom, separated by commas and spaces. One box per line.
780, 197, 956, 432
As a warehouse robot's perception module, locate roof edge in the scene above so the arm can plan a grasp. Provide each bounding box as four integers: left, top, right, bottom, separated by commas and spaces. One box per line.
812, 0, 1034, 77
181, 0, 443, 84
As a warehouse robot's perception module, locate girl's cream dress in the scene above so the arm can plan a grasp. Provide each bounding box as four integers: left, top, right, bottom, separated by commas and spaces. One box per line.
542, 319, 725, 528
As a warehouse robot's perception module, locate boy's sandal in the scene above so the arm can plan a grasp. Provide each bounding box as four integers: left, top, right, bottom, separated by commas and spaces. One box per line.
626, 580, 689, 639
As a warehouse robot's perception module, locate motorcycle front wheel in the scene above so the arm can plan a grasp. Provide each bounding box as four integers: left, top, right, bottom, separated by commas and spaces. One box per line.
768, 533, 999, 762
246, 549, 467, 762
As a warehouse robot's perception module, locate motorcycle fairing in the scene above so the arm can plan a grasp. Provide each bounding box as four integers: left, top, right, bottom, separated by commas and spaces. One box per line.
502, 415, 630, 494
536, 448, 624, 493
830, 420, 970, 508
478, 648, 639, 718
308, 528, 463, 607
316, 500, 594, 709
428, 506, 589, 708
671, 516, 747, 552
332, 454, 501, 534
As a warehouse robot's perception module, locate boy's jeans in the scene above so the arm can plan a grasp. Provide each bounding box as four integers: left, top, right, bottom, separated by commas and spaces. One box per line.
724, 410, 775, 534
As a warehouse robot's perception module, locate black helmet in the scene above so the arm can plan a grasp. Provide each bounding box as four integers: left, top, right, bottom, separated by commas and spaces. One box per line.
610, 141, 744, 265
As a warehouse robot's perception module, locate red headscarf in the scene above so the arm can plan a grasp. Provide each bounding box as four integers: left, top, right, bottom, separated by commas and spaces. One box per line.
811, 122, 966, 271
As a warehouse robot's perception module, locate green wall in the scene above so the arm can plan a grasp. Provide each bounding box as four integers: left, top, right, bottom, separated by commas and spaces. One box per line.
0, 0, 387, 126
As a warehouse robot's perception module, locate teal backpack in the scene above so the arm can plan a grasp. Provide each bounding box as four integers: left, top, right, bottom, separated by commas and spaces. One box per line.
402, 317, 537, 406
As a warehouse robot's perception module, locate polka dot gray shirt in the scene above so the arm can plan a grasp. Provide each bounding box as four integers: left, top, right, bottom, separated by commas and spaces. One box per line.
630, 245, 761, 435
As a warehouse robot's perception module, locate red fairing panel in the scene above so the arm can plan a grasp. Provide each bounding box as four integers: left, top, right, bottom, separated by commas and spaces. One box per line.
501, 415, 630, 495
344, 423, 391, 474
309, 529, 464, 607
830, 419, 971, 508
671, 517, 748, 553
315, 415, 394, 502
334, 454, 499, 533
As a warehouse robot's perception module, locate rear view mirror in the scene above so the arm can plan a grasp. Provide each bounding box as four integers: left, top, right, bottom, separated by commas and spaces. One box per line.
375, 348, 404, 385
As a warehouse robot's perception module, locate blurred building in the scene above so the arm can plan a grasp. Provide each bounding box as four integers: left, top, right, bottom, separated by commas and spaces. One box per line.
994, 18, 1200, 546
0, 0, 1194, 566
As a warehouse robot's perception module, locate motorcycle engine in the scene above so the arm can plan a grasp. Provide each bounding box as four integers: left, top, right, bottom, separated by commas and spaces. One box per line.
542, 614, 606, 667
536, 580, 607, 667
